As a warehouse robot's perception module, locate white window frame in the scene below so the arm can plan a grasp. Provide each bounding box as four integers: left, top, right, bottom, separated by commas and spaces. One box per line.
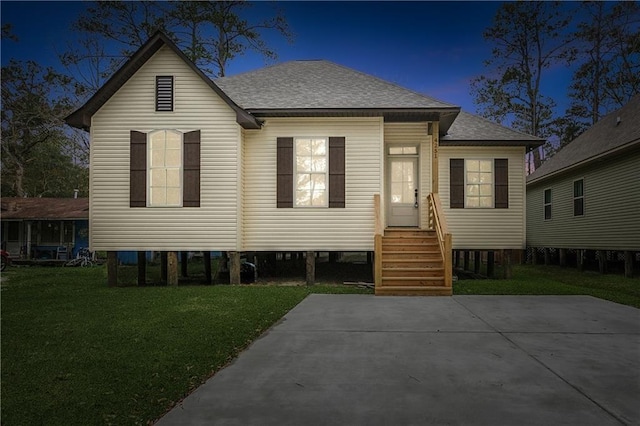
543, 188, 552, 221
294, 137, 329, 208
148, 129, 183, 207
573, 178, 584, 217
464, 159, 494, 209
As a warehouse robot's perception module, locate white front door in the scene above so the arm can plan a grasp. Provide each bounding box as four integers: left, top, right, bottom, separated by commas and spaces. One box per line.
387, 153, 419, 227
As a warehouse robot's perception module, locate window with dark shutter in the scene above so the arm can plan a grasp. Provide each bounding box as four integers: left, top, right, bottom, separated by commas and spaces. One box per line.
183, 130, 201, 207
277, 137, 294, 208
494, 158, 509, 209
450, 159, 464, 208
328, 137, 346, 208
130, 130, 147, 207
156, 76, 174, 112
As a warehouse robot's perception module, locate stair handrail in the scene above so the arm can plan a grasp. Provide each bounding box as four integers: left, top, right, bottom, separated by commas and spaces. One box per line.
427, 193, 452, 288
373, 194, 382, 287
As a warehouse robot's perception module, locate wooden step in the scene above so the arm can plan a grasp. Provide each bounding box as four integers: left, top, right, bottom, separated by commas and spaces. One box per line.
375, 285, 452, 296
382, 259, 443, 269
381, 267, 444, 278
384, 229, 436, 237
381, 277, 445, 286
382, 251, 442, 261
382, 237, 439, 245
382, 242, 440, 251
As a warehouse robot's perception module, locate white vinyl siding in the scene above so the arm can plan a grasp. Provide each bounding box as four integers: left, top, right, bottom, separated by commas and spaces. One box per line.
439, 146, 526, 249
242, 117, 382, 251
90, 46, 241, 251
383, 122, 432, 228
526, 149, 640, 251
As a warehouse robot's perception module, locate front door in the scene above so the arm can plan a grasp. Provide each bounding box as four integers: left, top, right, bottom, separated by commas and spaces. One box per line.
387, 151, 419, 227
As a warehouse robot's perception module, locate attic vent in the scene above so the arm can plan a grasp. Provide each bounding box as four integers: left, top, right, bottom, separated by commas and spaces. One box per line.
156, 76, 174, 112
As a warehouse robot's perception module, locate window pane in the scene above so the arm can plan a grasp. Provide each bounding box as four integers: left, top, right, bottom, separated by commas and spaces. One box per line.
574, 180, 583, 197
296, 190, 310, 206
545, 205, 552, 220
479, 184, 492, 196
389, 147, 403, 155
480, 196, 493, 208
296, 156, 311, 172
480, 160, 492, 172
391, 182, 402, 203
479, 172, 492, 183
544, 189, 551, 204
166, 169, 181, 186
574, 198, 584, 216
311, 139, 326, 156
166, 131, 181, 149
151, 132, 165, 150
311, 189, 326, 206
166, 188, 181, 205
467, 160, 480, 172
151, 150, 165, 167
311, 174, 326, 191
296, 139, 311, 156
467, 172, 479, 184
165, 149, 181, 167
150, 188, 166, 205
466, 184, 478, 196
296, 173, 311, 191
467, 198, 479, 208
311, 157, 326, 172
151, 169, 166, 186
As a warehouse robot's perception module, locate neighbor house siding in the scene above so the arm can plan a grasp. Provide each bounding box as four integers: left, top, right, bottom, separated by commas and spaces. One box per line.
439, 146, 526, 249
242, 117, 382, 251
383, 122, 432, 228
526, 149, 640, 250
90, 46, 241, 251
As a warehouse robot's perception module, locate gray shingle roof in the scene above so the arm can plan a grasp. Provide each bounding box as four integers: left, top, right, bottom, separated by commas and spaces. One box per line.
215, 60, 457, 110
527, 94, 640, 184
443, 111, 543, 144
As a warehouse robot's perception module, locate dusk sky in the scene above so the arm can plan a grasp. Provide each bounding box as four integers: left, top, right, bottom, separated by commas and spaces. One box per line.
1, 1, 576, 116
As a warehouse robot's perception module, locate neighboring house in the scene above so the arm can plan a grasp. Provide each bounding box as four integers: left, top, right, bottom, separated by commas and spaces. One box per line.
65, 31, 543, 293
526, 95, 640, 277
0, 197, 89, 260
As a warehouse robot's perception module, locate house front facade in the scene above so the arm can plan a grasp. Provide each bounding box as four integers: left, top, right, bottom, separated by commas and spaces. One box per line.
66, 32, 542, 293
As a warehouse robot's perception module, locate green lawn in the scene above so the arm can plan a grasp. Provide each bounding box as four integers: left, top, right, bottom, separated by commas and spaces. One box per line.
0, 266, 370, 426
1, 263, 638, 425
455, 264, 640, 308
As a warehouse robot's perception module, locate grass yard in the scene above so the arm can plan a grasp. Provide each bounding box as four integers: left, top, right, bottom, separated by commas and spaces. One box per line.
455, 264, 640, 308
1, 263, 638, 425
0, 266, 370, 426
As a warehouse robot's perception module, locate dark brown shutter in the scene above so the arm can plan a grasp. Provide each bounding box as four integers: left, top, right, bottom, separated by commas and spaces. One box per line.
277, 137, 293, 208
130, 131, 147, 207
450, 159, 464, 208
156, 76, 174, 112
328, 137, 346, 208
494, 159, 508, 209
183, 130, 201, 207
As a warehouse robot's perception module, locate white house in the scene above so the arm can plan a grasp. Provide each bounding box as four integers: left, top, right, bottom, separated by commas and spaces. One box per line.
66, 32, 543, 294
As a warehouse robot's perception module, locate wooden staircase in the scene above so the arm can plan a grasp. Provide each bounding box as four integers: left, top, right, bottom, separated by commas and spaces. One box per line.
375, 228, 452, 296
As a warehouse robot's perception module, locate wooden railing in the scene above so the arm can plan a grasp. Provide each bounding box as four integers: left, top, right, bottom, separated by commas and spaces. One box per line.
427, 193, 453, 288
373, 194, 382, 288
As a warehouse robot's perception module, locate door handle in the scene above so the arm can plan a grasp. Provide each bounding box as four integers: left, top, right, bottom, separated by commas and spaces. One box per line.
414, 189, 419, 208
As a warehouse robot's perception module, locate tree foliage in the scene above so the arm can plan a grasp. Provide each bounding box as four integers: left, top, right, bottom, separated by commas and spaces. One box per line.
61, 0, 292, 97
567, 1, 640, 127
0, 60, 86, 197
471, 1, 574, 170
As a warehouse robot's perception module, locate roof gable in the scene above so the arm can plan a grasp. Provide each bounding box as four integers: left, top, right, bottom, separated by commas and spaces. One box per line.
528, 94, 640, 184
65, 31, 261, 130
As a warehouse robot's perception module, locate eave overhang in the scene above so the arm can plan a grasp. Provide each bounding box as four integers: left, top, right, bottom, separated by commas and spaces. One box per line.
247, 107, 461, 136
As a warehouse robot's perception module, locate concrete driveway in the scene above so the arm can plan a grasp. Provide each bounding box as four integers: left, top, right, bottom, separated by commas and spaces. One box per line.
157, 295, 640, 426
